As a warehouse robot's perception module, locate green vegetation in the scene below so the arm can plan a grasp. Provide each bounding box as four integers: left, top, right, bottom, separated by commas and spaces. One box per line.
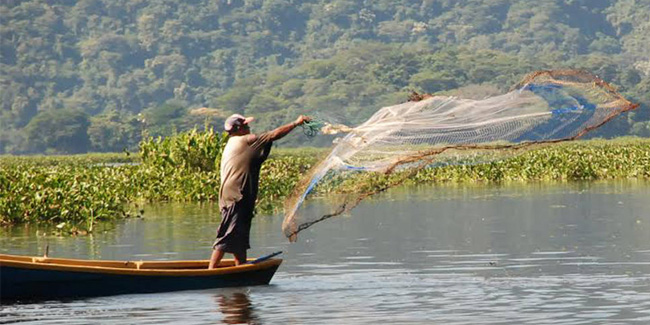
332, 138, 650, 197
0, 128, 316, 233
411, 139, 650, 183
2, 1, 650, 154
0, 160, 139, 233
140, 126, 228, 173
0, 153, 137, 166
2, 129, 650, 233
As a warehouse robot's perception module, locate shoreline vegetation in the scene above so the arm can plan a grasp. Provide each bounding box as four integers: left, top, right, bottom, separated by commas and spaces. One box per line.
1, 130, 650, 234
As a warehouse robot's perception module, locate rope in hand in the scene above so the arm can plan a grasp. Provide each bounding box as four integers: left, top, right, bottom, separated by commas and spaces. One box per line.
301, 119, 326, 137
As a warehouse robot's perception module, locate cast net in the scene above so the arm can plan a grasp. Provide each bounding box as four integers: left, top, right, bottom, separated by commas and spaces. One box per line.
283, 70, 638, 241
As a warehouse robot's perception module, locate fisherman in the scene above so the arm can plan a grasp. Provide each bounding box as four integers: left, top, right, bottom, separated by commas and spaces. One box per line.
209, 113, 311, 268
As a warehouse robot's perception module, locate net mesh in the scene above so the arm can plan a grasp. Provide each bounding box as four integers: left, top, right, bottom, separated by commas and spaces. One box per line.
282, 70, 638, 241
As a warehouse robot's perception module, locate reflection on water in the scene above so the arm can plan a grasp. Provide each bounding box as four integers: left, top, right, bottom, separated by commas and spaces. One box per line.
2, 180, 650, 324
214, 292, 258, 325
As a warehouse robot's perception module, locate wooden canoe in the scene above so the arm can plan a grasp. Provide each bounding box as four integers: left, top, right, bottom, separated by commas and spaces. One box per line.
0, 252, 282, 301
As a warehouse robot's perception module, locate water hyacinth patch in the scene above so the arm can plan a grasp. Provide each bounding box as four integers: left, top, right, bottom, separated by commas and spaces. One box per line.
1, 136, 650, 233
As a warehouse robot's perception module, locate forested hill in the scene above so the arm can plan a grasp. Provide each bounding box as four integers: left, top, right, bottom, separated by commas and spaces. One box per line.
2, 0, 650, 154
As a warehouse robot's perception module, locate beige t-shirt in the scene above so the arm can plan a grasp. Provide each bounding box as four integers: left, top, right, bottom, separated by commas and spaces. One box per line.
218, 132, 273, 210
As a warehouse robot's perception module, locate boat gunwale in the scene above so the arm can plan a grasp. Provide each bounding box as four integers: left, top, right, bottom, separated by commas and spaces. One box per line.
0, 254, 282, 277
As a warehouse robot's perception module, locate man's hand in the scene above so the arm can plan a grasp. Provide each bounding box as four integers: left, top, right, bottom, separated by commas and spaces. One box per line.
295, 115, 312, 126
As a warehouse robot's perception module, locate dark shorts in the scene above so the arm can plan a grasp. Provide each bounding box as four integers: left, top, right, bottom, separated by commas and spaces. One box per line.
212, 200, 253, 255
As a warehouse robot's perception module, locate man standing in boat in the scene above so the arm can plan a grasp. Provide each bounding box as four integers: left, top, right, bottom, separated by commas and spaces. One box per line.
209, 113, 311, 268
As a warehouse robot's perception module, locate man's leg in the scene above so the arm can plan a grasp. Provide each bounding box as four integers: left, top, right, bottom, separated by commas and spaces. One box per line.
233, 251, 247, 266
209, 248, 225, 269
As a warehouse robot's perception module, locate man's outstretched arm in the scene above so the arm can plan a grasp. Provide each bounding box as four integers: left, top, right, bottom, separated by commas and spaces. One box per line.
266, 115, 311, 142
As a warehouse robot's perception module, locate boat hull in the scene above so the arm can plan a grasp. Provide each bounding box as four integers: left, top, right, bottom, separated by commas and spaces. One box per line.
0, 254, 281, 301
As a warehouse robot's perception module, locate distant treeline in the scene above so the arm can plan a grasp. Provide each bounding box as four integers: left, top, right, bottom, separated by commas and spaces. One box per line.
2, 0, 650, 154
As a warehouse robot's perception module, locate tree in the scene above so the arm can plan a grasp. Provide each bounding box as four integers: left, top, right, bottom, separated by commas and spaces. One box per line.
88, 110, 142, 152
24, 109, 91, 154
142, 100, 188, 137
1, 0, 649, 154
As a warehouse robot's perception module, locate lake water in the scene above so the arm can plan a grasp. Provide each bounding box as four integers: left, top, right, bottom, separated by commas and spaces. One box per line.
2, 180, 650, 324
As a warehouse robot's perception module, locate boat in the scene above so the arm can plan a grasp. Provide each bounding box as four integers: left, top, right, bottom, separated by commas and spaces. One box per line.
0, 252, 282, 301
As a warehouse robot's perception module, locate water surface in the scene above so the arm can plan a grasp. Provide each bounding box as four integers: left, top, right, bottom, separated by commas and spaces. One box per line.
2, 181, 650, 324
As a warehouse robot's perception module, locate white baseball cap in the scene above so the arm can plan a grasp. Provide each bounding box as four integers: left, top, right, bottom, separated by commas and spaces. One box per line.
224, 114, 255, 132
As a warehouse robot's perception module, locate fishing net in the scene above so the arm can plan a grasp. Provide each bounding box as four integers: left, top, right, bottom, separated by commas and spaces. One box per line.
282, 70, 638, 241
